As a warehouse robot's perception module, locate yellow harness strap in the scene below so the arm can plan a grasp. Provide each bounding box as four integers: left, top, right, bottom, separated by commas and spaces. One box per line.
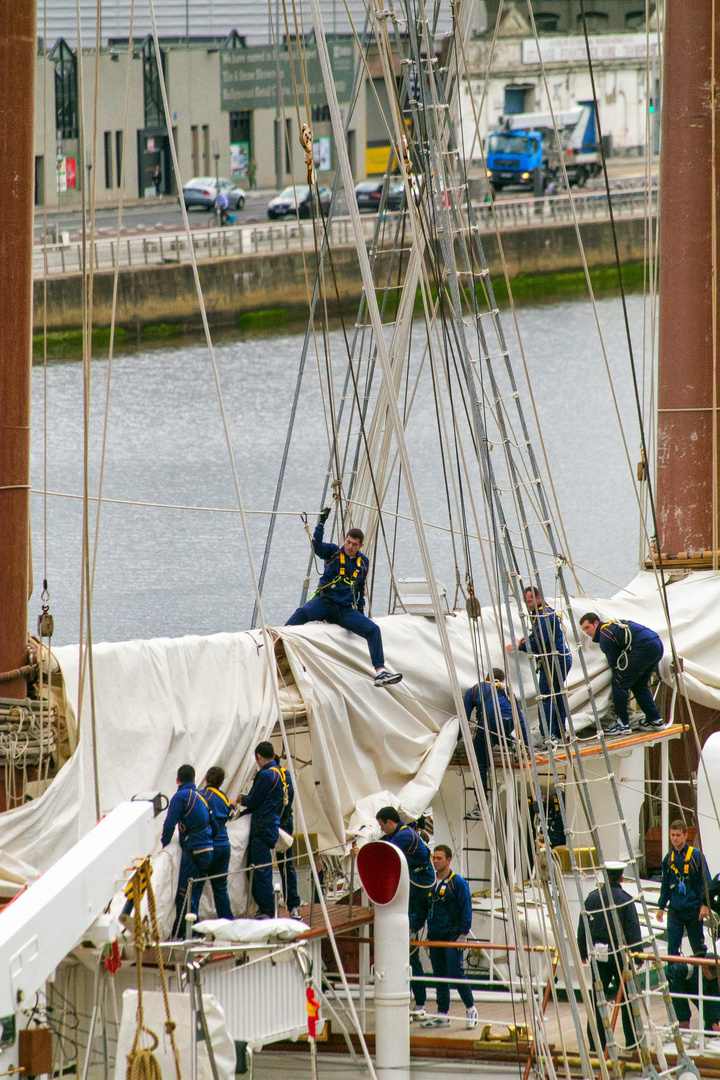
270, 764, 289, 808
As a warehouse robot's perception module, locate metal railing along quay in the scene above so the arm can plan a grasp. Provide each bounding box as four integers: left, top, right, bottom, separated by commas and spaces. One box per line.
32, 185, 657, 279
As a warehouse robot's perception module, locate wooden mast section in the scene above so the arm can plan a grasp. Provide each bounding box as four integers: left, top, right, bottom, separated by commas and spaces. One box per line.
0, 0, 36, 698
656, 1, 720, 563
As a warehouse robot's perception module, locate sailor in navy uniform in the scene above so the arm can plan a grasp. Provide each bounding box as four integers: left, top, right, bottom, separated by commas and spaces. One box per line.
421, 845, 478, 1029
235, 741, 286, 918
274, 754, 302, 918
286, 507, 402, 687
508, 587, 571, 742
580, 612, 665, 737
376, 806, 434, 1018
464, 668, 530, 795
657, 819, 710, 958
577, 861, 643, 1054
200, 766, 234, 921
161, 763, 214, 937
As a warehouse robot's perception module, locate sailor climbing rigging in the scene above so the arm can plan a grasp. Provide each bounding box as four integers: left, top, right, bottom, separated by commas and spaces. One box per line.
508, 587, 571, 744
580, 613, 665, 736
285, 506, 403, 687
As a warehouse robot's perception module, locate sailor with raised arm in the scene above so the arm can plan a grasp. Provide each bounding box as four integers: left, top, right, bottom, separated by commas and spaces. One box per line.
507, 586, 571, 744
580, 613, 665, 737
286, 506, 402, 687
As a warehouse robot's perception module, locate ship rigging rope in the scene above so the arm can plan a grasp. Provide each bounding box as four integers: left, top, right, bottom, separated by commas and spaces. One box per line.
143, 3, 378, 1072
575, 0, 720, 914
73, 0, 101, 823
713, 0, 719, 573
522, 0, 720, 883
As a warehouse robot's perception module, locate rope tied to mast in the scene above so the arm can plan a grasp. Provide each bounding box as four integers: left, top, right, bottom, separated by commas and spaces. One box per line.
300, 123, 315, 186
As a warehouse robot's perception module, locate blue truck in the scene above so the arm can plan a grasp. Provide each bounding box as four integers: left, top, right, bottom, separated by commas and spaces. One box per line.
486, 101, 600, 193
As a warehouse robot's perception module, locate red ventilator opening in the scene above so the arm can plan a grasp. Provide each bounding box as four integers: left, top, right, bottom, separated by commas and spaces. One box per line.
357, 841, 402, 905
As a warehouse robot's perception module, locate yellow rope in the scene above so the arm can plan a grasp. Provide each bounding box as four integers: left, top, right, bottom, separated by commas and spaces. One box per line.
125, 860, 182, 1080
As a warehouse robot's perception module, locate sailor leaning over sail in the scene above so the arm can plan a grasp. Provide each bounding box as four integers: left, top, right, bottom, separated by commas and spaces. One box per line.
508, 587, 571, 743
286, 506, 403, 687
464, 668, 530, 797
234, 741, 286, 919
580, 613, 665, 737
161, 763, 215, 938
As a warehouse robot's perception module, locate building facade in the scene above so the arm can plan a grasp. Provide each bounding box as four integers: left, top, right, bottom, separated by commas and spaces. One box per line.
460, 1, 661, 165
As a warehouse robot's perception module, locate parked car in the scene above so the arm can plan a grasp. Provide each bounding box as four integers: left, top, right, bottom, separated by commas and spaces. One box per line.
180, 177, 245, 211
354, 180, 405, 212
267, 185, 332, 220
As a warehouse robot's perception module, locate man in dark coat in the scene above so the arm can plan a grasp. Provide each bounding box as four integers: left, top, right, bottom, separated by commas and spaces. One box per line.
577, 862, 644, 1053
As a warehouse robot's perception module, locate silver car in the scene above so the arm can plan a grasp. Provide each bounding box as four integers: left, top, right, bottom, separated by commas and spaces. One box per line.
181, 177, 246, 211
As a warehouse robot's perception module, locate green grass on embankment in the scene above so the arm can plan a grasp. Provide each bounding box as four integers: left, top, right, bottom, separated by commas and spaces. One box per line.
32, 261, 647, 360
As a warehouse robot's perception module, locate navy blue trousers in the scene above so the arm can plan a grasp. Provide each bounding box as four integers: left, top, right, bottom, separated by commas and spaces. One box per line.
249, 835, 275, 917
473, 716, 509, 795
173, 846, 213, 938
668, 907, 707, 957
612, 642, 663, 724
537, 653, 572, 740
588, 959, 637, 1052
207, 843, 234, 921
409, 884, 430, 1006
428, 936, 474, 1012
277, 845, 301, 911
286, 596, 385, 669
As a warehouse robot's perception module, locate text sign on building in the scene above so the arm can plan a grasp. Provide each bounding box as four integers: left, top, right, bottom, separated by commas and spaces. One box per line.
522, 33, 660, 66
220, 40, 353, 111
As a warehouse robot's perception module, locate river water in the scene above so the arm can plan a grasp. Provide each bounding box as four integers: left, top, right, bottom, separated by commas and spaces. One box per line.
30, 293, 653, 647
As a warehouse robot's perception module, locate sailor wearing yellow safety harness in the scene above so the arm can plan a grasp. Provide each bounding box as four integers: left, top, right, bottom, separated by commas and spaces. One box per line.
657, 818, 711, 959
285, 506, 403, 687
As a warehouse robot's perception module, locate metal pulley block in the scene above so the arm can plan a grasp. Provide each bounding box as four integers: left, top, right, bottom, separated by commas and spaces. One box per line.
37, 610, 54, 638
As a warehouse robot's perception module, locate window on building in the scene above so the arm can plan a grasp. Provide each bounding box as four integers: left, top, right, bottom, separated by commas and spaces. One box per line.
503, 85, 534, 115
191, 125, 199, 175
202, 125, 210, 174
285, 117, 292, 174
625, 10, 646, 29
534, 12, 560, 32
104, 131, 113, 188
142, 36, 166, 129
50, 38, 79, 140
115, 130, 124, 187
311, 104, 330, 123
577, 11, 609, 31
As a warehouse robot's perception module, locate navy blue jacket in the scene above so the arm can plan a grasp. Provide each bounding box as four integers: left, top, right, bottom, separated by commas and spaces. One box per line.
312, 522, 369, 611
162, 782, 213, 851
519, 603, 569, 660
201, 785, 232, 847
382, 823, 434, 888
577, 883, 643, 960
658, 843, 711, 915
427, 870, 473, 938
464, 681, 529, 744
277, 765, 295, 834
240, 761, 286, 845
592, 619, 663, 674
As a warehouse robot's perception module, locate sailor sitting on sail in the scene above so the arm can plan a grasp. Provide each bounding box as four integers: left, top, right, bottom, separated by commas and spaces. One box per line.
286, 506, 403, 687
464, 668, 529, 799
580, 613, 665, 737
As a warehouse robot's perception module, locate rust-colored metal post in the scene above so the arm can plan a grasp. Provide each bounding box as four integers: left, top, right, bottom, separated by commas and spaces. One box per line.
0, 0, 36, 697
657, 1, 720, 558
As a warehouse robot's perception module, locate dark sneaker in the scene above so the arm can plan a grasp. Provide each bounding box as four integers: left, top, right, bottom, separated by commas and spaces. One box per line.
638, 717, 666, 731
374, 669, 403, 687
604, 721, 632, 737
